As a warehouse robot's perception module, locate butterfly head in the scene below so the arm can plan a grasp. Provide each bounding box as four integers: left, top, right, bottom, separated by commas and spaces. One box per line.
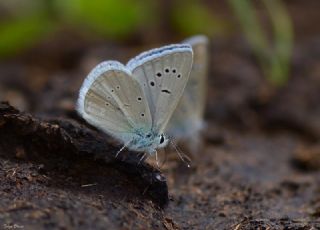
158, 133, 169, 148
128, 130, 168, 154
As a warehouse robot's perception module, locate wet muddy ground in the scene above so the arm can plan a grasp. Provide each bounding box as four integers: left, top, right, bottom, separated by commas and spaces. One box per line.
1, 1, 320, 229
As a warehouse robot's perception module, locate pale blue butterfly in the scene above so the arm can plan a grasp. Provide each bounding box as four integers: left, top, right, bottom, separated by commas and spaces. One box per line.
167, 35, 209, 153
77, 44, 193, 163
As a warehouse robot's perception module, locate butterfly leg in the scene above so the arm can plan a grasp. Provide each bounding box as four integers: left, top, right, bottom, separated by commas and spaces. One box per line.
138, 152, 147, 165
115, 140, 132, 158
159, 148, 167, 168
115, 145, 126, 158
155, 149, 159, 167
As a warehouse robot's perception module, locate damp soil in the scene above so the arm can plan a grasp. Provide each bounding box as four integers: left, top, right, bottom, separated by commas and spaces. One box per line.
1, 1, 320, 229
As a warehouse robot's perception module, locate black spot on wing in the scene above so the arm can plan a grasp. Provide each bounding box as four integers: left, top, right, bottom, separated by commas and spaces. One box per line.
161, 89, 171, 94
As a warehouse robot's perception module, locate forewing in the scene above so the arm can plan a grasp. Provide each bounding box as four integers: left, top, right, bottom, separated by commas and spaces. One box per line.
127, 44, 193, 133
77, 61, 152, 141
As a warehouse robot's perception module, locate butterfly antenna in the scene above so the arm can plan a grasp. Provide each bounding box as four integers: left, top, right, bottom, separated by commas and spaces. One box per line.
115, 140, 132, 158
170, 138, 191, 168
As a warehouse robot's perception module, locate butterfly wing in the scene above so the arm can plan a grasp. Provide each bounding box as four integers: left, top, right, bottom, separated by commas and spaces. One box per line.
77, 61, 152, 142
127, 44, 193, 133
168, 35, 209, 138
182, 35, 209, 120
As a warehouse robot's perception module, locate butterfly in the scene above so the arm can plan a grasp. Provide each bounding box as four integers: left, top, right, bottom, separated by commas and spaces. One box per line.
77, 44, 193, 162
167, 35, 209, 153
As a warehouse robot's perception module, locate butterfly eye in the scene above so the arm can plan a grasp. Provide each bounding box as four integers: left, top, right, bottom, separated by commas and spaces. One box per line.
159, 134, 165, 144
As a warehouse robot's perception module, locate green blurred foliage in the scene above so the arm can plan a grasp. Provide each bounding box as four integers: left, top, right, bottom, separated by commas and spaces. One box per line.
172, 0, 228, 37
0, 1, 54, 57
264, 0, 293, 86
0, 15, 53, 57
0, 0, 293, 87
0, 0, 155, 58
229, 0, 293, 87
55, 0, 154, 38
